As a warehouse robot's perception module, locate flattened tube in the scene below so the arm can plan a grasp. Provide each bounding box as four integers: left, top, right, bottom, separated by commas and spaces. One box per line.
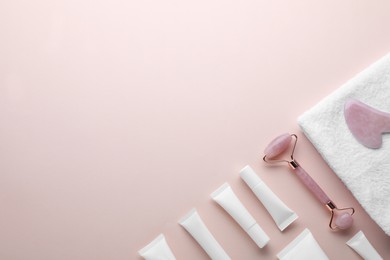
138, 234, 176, 260
211, 183, 270, 248
346, 231, 383, 260
179, 208, 231, 260
240, 165, 298, 231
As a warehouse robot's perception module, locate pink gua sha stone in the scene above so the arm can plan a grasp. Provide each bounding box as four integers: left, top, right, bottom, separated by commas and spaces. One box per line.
264, 133, 354, 230
345, 99, 390, 149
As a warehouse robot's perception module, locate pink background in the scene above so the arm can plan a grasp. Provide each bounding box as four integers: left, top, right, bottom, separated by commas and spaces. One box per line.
1, 0, 390, 259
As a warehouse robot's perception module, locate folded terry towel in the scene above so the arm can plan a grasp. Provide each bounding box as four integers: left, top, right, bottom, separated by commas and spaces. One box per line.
298, 53, 390, 236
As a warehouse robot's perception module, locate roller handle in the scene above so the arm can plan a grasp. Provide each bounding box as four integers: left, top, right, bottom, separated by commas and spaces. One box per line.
292, 164, 331, 205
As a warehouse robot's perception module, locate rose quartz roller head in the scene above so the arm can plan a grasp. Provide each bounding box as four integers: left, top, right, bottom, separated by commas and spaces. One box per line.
263, 133, 355, 230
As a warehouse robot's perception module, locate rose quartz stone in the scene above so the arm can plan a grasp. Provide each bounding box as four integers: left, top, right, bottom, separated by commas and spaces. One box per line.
294, 165, 330, 205
264, 133, 292, 158
345, 99, 390, 149
334, 211, 354, 230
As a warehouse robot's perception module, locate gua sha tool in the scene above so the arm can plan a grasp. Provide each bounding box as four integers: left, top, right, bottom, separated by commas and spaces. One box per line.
344, 99, 390, 149
263, 133, 355, 230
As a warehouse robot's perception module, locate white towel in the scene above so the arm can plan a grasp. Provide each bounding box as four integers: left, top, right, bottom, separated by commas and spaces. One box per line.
298, 53, 390, 236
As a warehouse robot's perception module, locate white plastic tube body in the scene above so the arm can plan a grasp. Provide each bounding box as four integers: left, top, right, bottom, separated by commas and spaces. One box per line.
346, 231, 383, 260
179, 208, 231, 260
138, 234, 176, 260
240, 165, 298, 231
211, 183, 270, 248
277, 228, 329, 260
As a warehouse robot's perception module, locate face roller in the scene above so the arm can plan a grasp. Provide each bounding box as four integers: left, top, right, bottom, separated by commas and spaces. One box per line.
263, 133, 355, 230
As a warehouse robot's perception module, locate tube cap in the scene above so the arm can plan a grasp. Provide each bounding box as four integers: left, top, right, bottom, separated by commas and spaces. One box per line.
240, 165, 263, 190
247, 224, 270, 248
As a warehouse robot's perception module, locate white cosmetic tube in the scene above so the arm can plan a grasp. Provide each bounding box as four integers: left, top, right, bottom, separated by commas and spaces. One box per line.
138, 234, 176, 260
240, 165, 298, 231
277, 228, 329, 260
211, 183, 270, 248
179, 208, 231, 260
346, 231, 383, 260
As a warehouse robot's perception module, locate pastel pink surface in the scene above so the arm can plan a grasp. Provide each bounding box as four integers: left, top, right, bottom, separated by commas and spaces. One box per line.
345, 99, 390, 148
1, 1, 390, 260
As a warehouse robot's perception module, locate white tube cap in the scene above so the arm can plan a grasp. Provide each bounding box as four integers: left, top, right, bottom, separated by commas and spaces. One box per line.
240, 165, 262, 190
247, 224, 270, 248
